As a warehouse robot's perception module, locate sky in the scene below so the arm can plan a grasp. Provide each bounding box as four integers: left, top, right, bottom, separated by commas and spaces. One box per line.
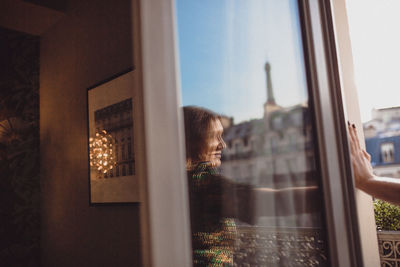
175, 0, 308, 123
176, 0, 400, 124
346, 0, 400, 122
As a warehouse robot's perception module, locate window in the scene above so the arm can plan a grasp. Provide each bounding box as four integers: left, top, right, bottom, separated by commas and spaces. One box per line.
381, 142, 395, 163
122, 165, 126, 176
273, 116, 283, 129
287, 157, 298, 172
122, 143, 126, 160
139, 0, 373, 265
270, 136, 279, 153
250, 139, 255, 150
129, 163, 133, 175
128, 137, 132, 159
234, 142, 242, 154
115, 139, 119, 158
288, 132, 298, 150
246, 164, 255, 184
265, 161, 274, 175
176, 1, 330, 264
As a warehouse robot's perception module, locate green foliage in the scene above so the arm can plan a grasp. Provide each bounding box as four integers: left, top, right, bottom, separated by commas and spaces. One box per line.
374, 199, 400, 231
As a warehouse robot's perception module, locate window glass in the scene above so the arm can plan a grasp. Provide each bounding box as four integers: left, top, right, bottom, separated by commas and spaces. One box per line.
176, 0, 329, 265
381, 142, 395, 163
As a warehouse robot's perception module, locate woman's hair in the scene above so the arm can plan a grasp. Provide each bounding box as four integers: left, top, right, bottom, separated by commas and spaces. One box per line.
183, 106, 220, 170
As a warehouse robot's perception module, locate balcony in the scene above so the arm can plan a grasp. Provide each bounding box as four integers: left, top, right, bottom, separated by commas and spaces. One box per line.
235, 226, 327, 267
377, 231, 400, 266
234, 227, 400, 266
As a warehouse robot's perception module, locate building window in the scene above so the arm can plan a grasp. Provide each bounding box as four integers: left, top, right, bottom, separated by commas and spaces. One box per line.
250, 139, 257, 151
381, 142, 395, 163
128, 137, 132, 159
289, 133, 297, 145
291, 111, 303, 126
243, 136, 248, 146
122, 165, 127, 176
287, 158, 298, 172
129, 163, 133, 175
235, 143, 242, 154
265, 162, 274, 174
270, 136, 278, 153
115, 141, 119, 161
233, 166, 241, 180
273, 116, 283, 129
248, 164, 254, 182
122, 143, 126, 160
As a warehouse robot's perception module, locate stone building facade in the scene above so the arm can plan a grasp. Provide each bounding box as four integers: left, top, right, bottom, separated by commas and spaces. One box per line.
220, 63, 317, 189
94, 98, 135, 178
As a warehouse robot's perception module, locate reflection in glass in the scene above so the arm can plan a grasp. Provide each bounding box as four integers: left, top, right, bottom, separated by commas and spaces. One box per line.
177, 0, 328, 266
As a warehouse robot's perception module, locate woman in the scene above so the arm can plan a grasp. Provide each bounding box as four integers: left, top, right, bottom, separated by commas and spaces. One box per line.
183, 106, 321, 266
184, 106, 252, 266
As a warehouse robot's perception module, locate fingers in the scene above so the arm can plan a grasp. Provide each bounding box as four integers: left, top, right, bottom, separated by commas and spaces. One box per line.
347, 122, 357, 154
352, 124, 362, 150
348, 122, 356, 145
347, 121, 362, 152
362, 149, 371, 161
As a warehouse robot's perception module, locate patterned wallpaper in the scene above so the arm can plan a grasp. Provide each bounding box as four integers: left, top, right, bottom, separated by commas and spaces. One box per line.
0, 27, 40, 266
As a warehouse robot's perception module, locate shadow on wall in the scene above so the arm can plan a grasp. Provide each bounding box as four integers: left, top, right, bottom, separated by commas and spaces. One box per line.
0, 27, 40, 267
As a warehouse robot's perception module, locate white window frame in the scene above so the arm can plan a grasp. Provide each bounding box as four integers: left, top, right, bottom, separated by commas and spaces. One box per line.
139, 0, 192, 266
330, 0, 380, 265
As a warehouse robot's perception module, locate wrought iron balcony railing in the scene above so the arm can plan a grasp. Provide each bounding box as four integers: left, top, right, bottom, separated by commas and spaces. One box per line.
234, 226, 328, 267
377, 231, 400, 267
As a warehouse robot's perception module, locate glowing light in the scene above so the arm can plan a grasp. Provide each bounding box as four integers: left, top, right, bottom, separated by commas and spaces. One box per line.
89, 130, 116, 177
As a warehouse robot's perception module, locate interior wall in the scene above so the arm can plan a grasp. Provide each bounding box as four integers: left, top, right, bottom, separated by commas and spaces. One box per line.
40, 0, 141, 266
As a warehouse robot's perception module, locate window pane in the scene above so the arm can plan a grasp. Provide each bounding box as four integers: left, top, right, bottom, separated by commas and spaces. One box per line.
176, 0, 329, 266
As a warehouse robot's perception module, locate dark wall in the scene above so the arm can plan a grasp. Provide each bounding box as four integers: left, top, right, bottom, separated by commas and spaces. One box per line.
40, 0, 141, 266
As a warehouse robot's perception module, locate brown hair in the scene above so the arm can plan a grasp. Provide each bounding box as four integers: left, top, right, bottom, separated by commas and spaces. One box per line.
183, 106, 220, 170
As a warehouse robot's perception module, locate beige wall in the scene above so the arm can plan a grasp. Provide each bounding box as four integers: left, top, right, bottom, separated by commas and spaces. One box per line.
40, 0, 141, 266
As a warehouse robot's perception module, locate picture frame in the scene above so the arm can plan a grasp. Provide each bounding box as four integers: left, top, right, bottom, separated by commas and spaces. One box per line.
87, 68, 139, 205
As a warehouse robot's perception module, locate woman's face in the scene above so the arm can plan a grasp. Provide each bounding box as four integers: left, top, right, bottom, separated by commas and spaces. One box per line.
203, 119, 226, 167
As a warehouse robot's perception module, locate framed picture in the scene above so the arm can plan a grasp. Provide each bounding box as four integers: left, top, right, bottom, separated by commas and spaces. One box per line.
87, 69, 139, 204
